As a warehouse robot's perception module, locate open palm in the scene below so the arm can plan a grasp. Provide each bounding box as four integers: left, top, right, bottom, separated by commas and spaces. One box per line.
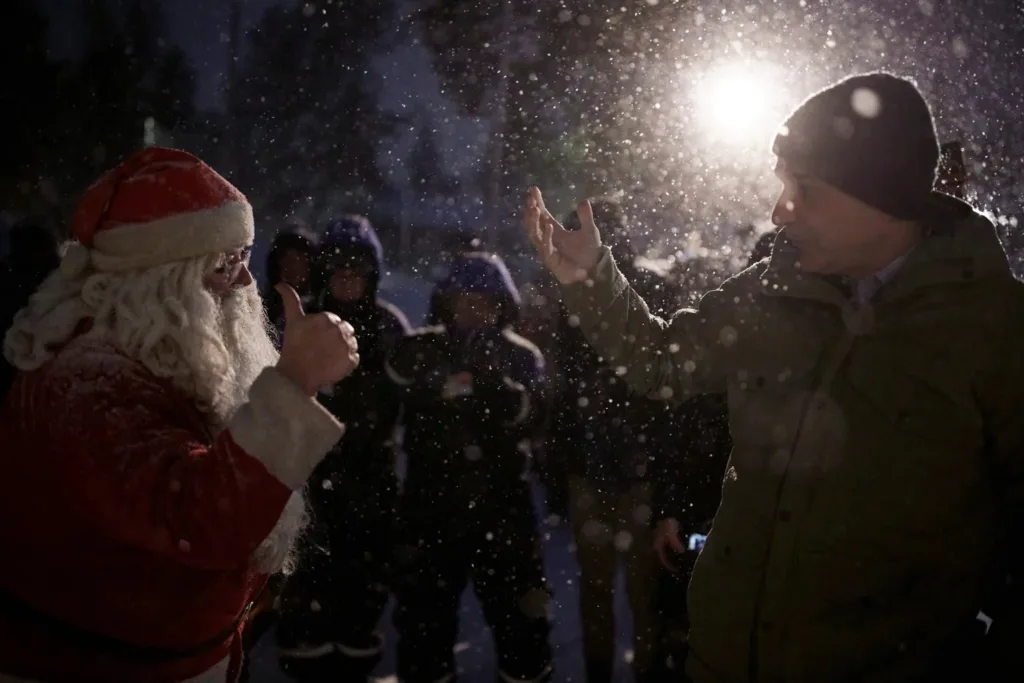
522, 186, 602, 285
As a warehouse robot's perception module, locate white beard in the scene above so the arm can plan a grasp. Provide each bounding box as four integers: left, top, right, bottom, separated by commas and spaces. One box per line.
4, 252, 307, 574
170, 278, 282, 428
251, 491, 307, 574
203, 284, 307, 574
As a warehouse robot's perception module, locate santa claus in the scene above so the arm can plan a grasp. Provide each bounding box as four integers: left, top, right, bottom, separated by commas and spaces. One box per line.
0, 148, 358, 682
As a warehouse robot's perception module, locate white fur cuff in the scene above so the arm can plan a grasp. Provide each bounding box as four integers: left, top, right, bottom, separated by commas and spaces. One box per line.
228, 367, 344, 490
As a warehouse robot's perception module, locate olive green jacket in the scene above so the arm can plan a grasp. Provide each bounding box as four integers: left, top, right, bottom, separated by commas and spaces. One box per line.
561, 196, 1024, 682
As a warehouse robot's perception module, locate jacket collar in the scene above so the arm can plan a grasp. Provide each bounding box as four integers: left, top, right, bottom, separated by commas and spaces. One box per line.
760, 194, 1012, 307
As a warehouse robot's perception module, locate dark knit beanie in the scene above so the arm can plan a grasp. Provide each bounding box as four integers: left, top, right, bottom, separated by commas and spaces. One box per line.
772, 72, 940, 220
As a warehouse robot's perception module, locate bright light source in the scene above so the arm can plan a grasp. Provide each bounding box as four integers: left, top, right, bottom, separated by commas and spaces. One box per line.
693, 61, 790, 147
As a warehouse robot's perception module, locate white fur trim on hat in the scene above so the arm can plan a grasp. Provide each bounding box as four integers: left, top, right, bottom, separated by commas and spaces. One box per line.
89, 201, 255, 273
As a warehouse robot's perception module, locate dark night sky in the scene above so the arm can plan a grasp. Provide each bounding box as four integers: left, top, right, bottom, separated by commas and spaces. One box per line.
30, 0, 1024, 225
34, 0, 478, 179
38, 0, 290, 110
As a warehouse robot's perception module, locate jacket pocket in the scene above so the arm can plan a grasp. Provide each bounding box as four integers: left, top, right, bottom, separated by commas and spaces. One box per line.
838, 349, 988, 541
845, 346, 982, 450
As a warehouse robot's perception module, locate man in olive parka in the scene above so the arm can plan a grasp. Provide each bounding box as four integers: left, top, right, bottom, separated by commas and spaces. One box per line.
523, 72, 1024, 682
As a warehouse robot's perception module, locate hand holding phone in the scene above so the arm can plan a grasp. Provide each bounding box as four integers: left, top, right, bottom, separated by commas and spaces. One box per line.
654, 518, 687, 573
688, 532, 708, 552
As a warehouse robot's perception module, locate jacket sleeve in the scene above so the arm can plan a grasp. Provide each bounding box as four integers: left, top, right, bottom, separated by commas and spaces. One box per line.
385, 328, 449, 396
373, 308, 412, 434
318, 307, 411, 426
59, 364, 343, 572
471, 334, 546, 429
978, 296, 1024, 677
560, 246, 734, 402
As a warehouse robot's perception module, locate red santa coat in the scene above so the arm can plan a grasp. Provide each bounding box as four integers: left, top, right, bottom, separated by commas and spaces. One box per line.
0, 337, 343, 683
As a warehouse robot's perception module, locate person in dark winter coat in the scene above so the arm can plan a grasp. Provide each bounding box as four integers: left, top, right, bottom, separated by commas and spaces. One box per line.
543, 198, 682, 683
525, 72, 1024, 683
276, 215, 410, 681
650, 231, 778, 682
387, 252, 553, 683
263, 221, 318, 346
0, 222, 60, 397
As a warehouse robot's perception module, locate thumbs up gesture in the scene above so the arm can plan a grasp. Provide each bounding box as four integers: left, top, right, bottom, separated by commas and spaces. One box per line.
274, 283, 359, 396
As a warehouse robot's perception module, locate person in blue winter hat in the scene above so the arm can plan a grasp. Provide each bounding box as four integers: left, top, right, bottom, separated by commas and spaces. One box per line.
387, 252, 554, 683
276, 215, 410, 682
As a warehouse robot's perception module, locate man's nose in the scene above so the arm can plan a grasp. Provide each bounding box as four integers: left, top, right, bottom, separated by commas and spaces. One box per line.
234, 264, 254, 288
772, 195, 797, 226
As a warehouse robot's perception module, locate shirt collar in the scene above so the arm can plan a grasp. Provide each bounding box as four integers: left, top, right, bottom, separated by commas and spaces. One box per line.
855, 250, 913, 304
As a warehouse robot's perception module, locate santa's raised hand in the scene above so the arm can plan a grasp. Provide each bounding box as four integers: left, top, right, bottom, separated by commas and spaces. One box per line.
274, 282, 359, 395
522, 186, 602, 285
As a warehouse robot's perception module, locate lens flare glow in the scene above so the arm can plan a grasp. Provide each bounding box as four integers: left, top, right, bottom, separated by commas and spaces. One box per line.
693, 61, 790, 147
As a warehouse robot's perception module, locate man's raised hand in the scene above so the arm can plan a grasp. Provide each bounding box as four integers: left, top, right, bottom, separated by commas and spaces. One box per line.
274, 283, 359, 396
522, 186, 602, 285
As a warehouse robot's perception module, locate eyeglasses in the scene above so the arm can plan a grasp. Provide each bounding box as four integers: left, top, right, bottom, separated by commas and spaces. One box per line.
207, 246, 252, 290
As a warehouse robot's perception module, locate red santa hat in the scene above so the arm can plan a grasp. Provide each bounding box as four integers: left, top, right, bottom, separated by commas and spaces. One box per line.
61, 147, 254, 279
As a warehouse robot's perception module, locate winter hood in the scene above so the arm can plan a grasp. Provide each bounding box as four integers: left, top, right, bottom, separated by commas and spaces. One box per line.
318, 215, 384, 295
428, 251, 521, 328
